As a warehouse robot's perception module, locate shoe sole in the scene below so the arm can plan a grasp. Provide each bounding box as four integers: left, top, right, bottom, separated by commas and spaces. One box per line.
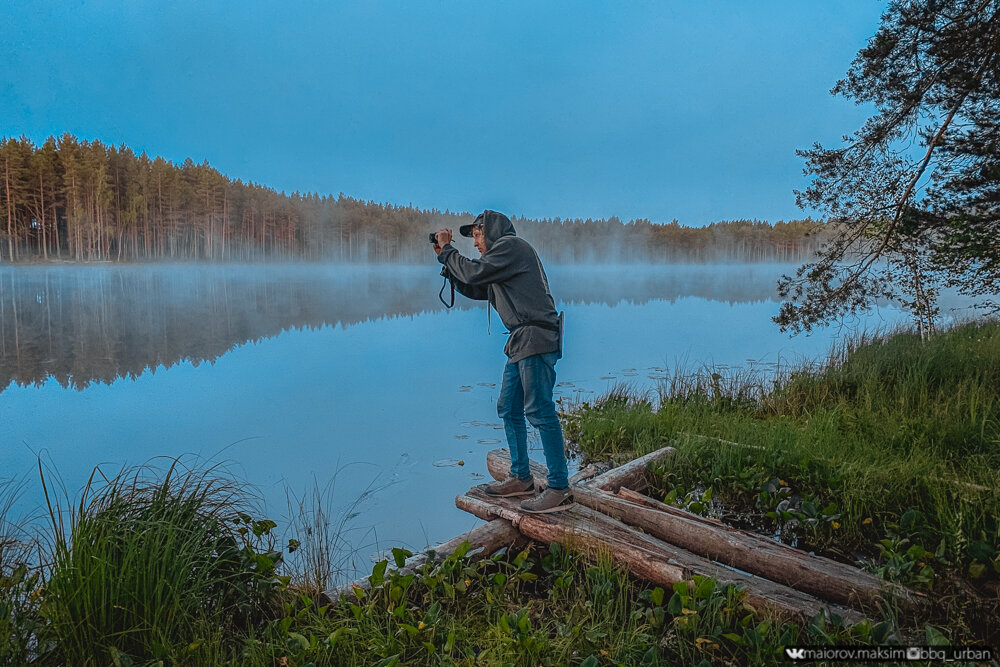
483, 487, 535, 498
520, 500, 575, 514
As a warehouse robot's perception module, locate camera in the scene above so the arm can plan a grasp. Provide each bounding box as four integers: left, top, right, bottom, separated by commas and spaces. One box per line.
428, 232, 439, 244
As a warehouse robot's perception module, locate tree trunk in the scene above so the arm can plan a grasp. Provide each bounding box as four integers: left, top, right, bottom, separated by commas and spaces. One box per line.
485, 445, 676, 495
4, 158, 14, 262
37, 171, 48, 260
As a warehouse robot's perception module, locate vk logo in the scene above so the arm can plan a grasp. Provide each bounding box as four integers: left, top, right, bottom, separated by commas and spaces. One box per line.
785, 648, 807, 660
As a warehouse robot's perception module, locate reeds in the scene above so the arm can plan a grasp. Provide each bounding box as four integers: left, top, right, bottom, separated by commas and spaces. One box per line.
283, 468, 392, 599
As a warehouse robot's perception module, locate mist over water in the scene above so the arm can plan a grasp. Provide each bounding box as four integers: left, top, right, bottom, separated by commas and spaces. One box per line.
0, 263, 918, 581
0, 263, 801, 393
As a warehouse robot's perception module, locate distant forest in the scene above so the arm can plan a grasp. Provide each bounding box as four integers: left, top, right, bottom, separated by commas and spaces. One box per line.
1, 134, 826, 263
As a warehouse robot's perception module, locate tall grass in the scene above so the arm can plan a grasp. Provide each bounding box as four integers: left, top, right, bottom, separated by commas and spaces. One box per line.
766, 321, 1000, 464
564, 319, 1000, 566
0, 478, 31, 572
39, 459, 285, 665
283, 470, 390, 599
1, 477, 42, 665
562, 320, 1000, 648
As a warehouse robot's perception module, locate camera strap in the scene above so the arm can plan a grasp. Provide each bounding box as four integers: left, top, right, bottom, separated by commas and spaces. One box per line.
438, 274, 455, 308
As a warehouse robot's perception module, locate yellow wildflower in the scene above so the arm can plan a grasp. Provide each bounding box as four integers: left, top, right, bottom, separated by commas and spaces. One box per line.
863, 517, 873, 525
832, 521, 840, 529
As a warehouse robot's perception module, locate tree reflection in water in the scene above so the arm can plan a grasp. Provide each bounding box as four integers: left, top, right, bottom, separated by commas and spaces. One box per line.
0, 264, 790, 393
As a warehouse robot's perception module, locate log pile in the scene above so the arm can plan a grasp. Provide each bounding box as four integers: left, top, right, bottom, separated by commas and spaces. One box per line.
329, 443, 925, 627
453, 446, 924, 624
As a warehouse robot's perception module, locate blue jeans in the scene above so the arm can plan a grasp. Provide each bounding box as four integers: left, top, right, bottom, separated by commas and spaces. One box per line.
496, 352, 569, 489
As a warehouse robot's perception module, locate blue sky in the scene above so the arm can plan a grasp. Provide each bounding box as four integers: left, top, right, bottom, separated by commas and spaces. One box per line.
1, 1, 885, 226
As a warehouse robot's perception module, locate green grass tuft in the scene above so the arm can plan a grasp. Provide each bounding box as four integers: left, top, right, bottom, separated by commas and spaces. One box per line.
38, 459, 285, 665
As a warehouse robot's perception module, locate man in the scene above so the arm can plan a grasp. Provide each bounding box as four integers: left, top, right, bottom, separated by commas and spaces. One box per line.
433, 210, 573, 513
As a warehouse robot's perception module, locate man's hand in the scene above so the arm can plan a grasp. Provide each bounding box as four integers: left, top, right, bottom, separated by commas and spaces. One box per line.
435, 229, 453, 247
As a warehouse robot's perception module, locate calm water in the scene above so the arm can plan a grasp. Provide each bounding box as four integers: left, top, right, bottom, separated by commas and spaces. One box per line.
0, 263, 916, 579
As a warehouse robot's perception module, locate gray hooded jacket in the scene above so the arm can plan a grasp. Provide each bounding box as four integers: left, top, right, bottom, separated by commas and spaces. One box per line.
437, 211, 561, 363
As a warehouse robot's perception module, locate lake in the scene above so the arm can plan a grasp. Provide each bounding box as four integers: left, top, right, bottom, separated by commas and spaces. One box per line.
0, 263, 921, 580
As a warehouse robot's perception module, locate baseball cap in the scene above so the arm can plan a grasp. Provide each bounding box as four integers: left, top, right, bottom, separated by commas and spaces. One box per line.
459, 212, 486, 237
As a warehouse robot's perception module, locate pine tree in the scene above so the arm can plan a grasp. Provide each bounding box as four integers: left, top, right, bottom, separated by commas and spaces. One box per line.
777, 0, 1000, 335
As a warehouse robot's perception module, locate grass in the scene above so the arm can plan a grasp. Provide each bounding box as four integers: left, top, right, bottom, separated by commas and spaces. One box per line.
2, 320, 998, 663
282, 470, 391, 600
5, 463, 860, 666
0, 458, 896, 667
24, 459, 288, 665
1, 477, 43, 666
232, 540, 865, 666
563, 318, 1000, 647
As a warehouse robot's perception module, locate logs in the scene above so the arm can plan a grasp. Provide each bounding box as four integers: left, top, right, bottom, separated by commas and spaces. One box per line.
485, 449, 917, 613
617, 486, 726, 527
457, 488, 864, 624
483, 445, 675, 494
587, 445, 677, 493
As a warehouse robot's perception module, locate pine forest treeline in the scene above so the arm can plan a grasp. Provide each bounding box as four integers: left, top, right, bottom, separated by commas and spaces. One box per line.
1, 134, 825, 264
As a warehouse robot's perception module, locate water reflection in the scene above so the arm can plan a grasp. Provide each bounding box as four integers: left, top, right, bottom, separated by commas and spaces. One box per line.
0, 263, 917, 581
0, 264, 790, 393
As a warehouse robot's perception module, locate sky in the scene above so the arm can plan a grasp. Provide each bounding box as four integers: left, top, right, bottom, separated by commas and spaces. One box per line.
1, 1, 886, 226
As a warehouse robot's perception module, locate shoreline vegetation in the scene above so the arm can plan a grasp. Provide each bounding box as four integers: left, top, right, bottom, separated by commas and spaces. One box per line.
2, 319, 998, 665
0, 134, 825, 265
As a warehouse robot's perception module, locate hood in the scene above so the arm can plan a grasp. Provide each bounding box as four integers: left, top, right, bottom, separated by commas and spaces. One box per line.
460, 210, 516, 246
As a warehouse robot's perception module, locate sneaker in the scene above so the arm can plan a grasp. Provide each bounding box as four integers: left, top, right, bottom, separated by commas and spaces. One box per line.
519, 487, 574, 514
481, 476, 535, 497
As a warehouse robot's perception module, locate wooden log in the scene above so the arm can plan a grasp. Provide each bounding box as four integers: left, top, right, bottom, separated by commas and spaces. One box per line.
486, 448, 719, 534
482, 449, 599, 490
570, 463, 601, 485
678, 431, 765, 451
586, 444, 677, 493
456, 488, 865, 624
483, 445, 675, 494
587, 487, 912, 611
326, 518, 525, 601
487, 449, 917, 612
617, 486, 727, 528
485, 448, 549, 486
